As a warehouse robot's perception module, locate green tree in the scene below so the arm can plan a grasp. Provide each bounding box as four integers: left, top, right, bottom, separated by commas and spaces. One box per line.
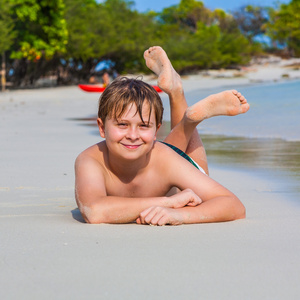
65, 0, 159, 78
65, 0, 105, 62
158, 0, 211, 32
10, 0, 68, 61
233, 5, 269, 43
218, 31, 253, 66
156, 0, 253, 72
0, 0, 15, 90
7, 0, 68, 86
63, 0, 104, 81
101, 0, 159, 72
267, 0, 300, 56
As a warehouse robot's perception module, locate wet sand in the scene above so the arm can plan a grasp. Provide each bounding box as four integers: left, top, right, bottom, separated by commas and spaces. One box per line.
1, 84, 300, 299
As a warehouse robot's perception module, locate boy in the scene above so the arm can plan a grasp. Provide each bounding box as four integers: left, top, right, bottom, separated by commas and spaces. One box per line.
75, 46, 250, 225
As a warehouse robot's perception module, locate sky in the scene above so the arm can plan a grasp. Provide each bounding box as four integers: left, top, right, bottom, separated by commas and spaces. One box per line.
121, 0, 290, 12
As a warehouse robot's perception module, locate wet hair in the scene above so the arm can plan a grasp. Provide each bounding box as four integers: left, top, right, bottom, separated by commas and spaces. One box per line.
98, 77, 163, 127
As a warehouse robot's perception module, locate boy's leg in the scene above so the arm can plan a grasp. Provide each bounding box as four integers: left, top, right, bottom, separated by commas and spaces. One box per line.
144, 46, 209, 174
165, 90, 249, 172
144, 46, 250, 175
144, 46, 187, 127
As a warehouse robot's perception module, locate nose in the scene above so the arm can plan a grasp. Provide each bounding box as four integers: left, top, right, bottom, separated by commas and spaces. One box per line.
126, 126, 139, 140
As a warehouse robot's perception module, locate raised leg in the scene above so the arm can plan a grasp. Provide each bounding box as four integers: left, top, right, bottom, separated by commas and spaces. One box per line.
166, 90, 250, 151
144, 46, 208, 172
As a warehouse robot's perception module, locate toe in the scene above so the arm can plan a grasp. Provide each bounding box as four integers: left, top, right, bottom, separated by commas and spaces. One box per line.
241, 103, 250, 113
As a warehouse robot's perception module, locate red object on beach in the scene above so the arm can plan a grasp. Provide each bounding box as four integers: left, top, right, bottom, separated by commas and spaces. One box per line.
78, 84, 106, 92
78, 84, 163, 93
152, 86, 163, 93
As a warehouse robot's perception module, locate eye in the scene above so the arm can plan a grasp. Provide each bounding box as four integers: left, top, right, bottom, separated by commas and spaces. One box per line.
140, 123, 150, 128
117, 122, 127, 128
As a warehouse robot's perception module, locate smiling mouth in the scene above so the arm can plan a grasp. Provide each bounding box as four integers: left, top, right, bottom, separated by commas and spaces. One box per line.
121, 144, 142, 150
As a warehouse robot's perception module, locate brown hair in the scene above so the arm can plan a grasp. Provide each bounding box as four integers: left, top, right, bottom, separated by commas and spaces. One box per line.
98, 77, 163, 127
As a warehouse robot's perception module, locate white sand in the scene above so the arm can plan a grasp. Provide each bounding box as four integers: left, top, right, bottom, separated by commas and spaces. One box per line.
1, 69, 300, 299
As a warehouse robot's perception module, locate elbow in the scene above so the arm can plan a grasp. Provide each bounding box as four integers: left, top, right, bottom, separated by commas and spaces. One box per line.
76, 194, 110, 224
78, 203, 107, 224
84, 209, 109, 224
233, 200, 246, 220
241, 204, 246, 219
84, 214, 103, 224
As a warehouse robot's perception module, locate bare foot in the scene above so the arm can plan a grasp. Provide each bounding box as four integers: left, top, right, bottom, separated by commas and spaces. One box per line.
185, 90, 250, 122
144, 46, 182, 94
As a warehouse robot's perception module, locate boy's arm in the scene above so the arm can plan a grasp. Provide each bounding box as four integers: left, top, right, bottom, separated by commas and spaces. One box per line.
178, 173, 245, 223
138, 193, 245, 225
138, 154, 245, 225
75, 154, 201, 224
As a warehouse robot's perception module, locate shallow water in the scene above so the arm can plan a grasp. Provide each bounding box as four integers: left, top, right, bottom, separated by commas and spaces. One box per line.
202, 135, 300, 197
182, 79, 300, 141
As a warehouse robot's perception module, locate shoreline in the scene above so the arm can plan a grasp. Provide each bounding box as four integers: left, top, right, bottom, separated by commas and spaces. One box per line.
1, 56, 300, 93
135, 55, 300, 91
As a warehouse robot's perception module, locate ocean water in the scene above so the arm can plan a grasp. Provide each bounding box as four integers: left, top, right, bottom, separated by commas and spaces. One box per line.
181, 79, 300, 141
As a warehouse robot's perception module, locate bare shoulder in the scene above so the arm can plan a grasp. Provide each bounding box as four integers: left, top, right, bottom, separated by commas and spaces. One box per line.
151, 141, 195, 176
75, 142, 106, 169
152, 141, 194, 166
75, 142, 108, 205
75, 142, 108, 189
151, 141, 178, 166
152, 141, 213, 191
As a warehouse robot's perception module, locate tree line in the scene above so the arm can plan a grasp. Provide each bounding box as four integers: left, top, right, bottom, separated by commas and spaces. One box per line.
0, 0, 299, 89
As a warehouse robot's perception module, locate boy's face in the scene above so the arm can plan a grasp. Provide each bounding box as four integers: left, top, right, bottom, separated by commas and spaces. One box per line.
97, 102, 160, 161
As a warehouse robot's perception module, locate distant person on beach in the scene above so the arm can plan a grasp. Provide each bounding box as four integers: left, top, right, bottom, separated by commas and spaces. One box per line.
89, 71, 110, 87
75, 46, 250, 225
88, 75, 98, 84
102, 71, 110, 87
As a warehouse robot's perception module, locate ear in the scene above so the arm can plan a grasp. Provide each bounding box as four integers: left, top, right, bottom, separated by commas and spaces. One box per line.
154, 123, 161, 141
97, 118, 106, 138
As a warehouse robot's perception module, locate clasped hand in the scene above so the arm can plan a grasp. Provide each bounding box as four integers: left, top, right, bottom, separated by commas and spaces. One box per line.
136, 189, 202, 226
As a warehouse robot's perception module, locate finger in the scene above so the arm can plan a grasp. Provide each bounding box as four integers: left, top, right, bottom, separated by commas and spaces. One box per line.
157, 215, 170, 226
136, 217, 141, 224
149, 209, 165, 225
139, 206, 155, 224
187, 196, 202, 206
144, 207, 161, 225
187, 200, 202, 206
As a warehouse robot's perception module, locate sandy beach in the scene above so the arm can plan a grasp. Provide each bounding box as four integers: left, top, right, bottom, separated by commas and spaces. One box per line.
1, 60, 300, 299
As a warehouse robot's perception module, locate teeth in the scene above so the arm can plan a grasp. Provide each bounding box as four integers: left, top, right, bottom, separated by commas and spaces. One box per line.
123, 144, 140, 148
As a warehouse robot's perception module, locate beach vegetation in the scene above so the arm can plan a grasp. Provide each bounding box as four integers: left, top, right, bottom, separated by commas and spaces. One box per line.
266, 0, 300, 57
153, 0, 255, 72
232, 5, 269, 43
0, 0, 16, 91
0, 0, 15, 55
1, 0, 298, 88
63, 0, 159, 80
9, 0, 68, 61
5, 0, 68, 86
